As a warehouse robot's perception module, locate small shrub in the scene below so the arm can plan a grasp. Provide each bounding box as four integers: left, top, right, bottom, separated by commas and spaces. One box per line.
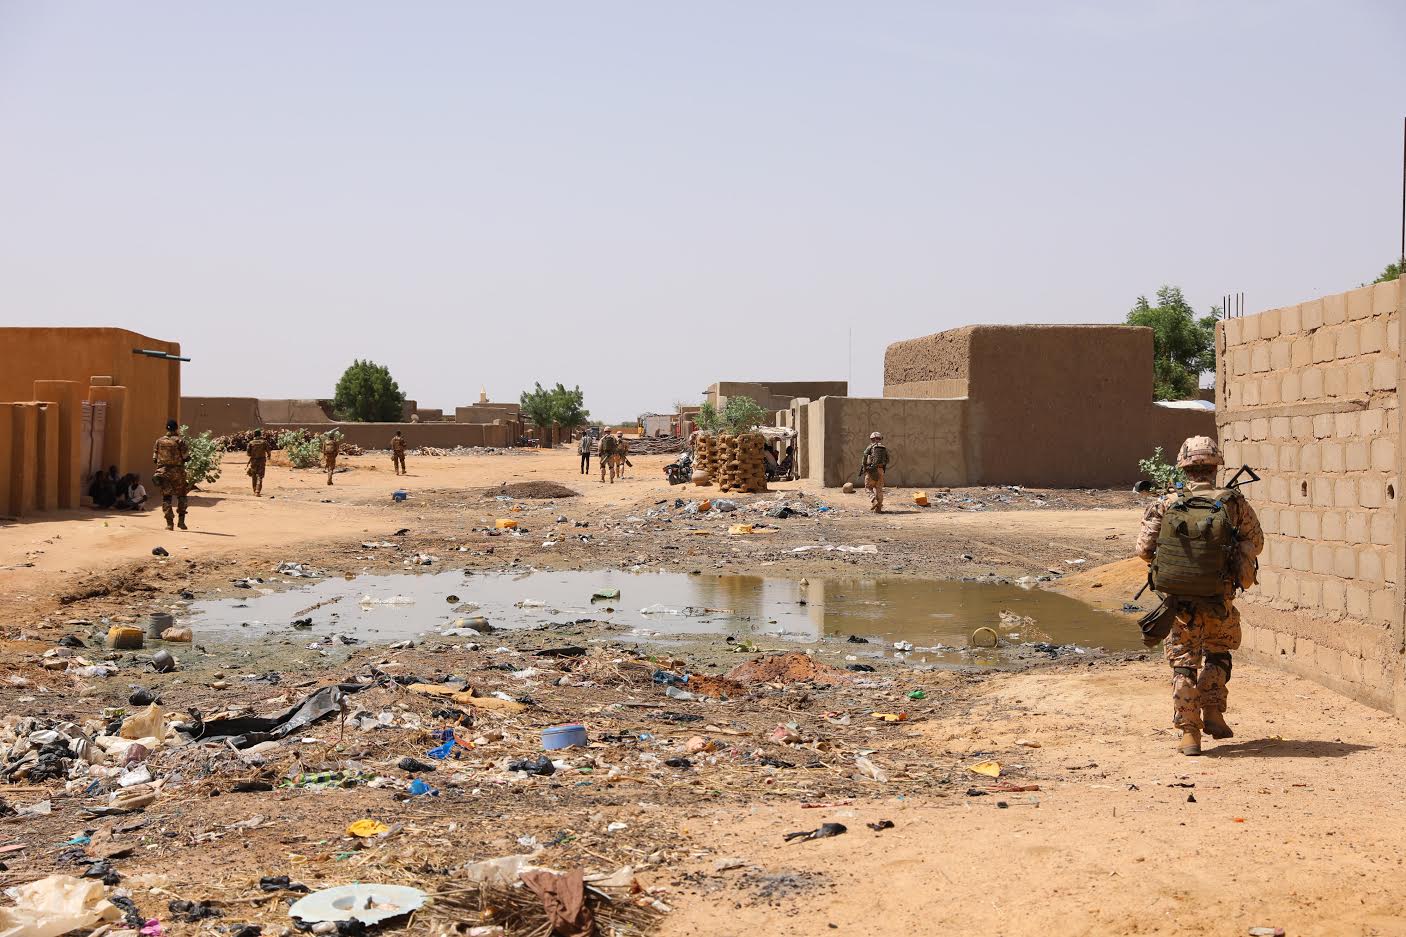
1139, 447, 1185, 490
180, 426, 223, 486
278, 430, 323, 468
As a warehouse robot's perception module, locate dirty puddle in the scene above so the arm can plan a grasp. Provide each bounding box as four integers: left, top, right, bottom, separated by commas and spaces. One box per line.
186, 569, 1140, 665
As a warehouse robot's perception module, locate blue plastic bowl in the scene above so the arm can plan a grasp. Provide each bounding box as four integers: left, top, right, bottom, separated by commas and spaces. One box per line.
393, 490, 409, 502
542, 723, 587, 750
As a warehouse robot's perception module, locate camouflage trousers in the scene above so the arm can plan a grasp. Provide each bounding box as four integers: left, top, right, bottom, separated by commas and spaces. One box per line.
1165, 598, 1241, 732
154, 465, 189, 524
865, 466, 885, 512
392, 452, 406, 474
247, 458, 266, 493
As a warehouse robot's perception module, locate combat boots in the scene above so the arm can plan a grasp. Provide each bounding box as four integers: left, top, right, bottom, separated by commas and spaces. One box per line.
162, 505, 175, 531
1202, 709, 1234, 739
1179, 728, 1202, 756
177, 511, 188, 531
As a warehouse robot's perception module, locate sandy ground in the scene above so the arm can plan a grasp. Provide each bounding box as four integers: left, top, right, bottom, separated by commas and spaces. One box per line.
2, 447, 1398, 936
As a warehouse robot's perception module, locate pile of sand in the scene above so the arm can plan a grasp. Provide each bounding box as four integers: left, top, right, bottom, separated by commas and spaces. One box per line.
491, 481, 580, 499
726, 652, 850, 685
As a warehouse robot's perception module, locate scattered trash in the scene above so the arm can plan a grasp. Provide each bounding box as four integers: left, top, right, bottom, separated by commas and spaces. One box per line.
150, 650, 177, 673
968, 760, 1002, 778
892, 641, 914, 652
855, 756, 889, 783
1248, 929, 1285, 937
397, 757, 436, 773
969, 627, 999, 648
542, 724, 588, 750
347, 819, 390, 838
0, 874, 121, 937
906, 690, 926, 700
866, 820, 895, 831
407, 778, 437, 796
508, 756, 556, 776
151, 546, 169, 557
591, 588, 621, 601
259, 876, 310, 894
912, 492, 929, 506
784, 823, 847, 843
288, 884, 427, 926
106, 626, 144, 650
159, 627, 192, 642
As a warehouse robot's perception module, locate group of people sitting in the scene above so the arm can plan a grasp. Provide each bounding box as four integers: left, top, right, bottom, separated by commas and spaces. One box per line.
87, 466, 148, 511
764, 442, 796, 481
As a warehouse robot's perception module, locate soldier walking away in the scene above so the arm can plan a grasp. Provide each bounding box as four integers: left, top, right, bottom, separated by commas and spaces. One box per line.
598, 430, 619, 483
152, 419, 190, 530
578, 432, 592, 475
246, 428, 269, 496
615, 431, 631, 478
322, 431, 341, 486
862, 432, 889, 513
1137, 436, 1264, 756
391, 430, 407, 475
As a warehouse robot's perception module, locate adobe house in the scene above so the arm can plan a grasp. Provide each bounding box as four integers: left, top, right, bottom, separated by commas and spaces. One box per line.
0, 327, 182, 516
792, 324, 1214, 488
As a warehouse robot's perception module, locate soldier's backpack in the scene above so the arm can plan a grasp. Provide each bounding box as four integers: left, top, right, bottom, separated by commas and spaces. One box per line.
1149, 488, 1240, 598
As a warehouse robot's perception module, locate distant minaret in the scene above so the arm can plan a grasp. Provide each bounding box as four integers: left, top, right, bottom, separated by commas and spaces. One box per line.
479, 386, 488, 405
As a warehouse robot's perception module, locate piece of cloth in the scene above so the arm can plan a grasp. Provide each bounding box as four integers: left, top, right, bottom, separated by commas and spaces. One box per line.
1165, 598, 1240, 731
1137, 479, 1264, 595
520, 869, 596, 937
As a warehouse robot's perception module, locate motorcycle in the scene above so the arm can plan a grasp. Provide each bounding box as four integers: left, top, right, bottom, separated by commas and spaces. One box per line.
664, 452, 693, 486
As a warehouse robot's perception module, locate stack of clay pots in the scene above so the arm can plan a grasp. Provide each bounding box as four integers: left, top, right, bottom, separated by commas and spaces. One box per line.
693, 434, 718, 486
716, 432, 768, 493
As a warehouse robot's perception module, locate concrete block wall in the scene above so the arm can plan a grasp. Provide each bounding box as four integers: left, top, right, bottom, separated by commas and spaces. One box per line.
1217, 277, 1405, 713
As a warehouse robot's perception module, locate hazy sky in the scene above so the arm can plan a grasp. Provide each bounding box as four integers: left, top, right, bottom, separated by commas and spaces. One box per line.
1, 2, 1402, 421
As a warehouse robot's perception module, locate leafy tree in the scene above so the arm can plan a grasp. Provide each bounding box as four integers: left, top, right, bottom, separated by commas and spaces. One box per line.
720, 395, 768, 434
1138, 446, 1185, 490
1373, 260, 1403, 284
519, 383, 591, 447
179, 426, 222, 487
277, 430, 322, 468
333, 360, 405, 422
695, 401, 722, 433
1126, 286, 1217, 400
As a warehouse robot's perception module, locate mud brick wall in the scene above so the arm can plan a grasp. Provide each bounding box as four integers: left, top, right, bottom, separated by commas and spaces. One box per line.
1217, 278, 1405, 713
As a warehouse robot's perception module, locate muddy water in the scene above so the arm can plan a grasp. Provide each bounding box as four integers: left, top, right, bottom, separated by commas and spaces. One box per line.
187, 568, 1140, 664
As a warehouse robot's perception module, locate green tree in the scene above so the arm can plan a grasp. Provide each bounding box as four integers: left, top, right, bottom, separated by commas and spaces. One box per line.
519, 382, 590, 447
179, 426, 222, 487
276, 430, 322, 468
1373, 260, 1403, 284
1126, 286, 1217, 400
720, 395, 768, 434
333, 359, 405, 422
695, 401, 722, 433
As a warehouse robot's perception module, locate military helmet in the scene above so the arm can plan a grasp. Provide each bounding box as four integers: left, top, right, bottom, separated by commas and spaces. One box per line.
870, 432, 883, 440
1176, 435, 1224, 468
166, 419, 179, 433
253, 428, 262, 437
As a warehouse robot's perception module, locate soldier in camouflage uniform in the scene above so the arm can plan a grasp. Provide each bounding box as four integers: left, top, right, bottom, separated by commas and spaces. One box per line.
615, 432, 630, 478
598, 431, 619, 484
246, 428, 270, 496
1137, 435, 1264, 756
391, 430, 407, 475
152, 419, 190, 530
322, 432, 341, 486
861, 432, 889, 513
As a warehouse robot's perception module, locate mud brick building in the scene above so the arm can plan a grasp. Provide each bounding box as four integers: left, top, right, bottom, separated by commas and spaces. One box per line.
787, 324, 1213, 489
1217, 277, 1404, 713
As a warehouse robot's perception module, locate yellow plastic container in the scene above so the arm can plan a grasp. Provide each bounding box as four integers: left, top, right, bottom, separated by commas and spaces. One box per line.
106, 626, 145, 650
913, 492, 930, 506
728, 524, 754, 535
495, 519, 518, 530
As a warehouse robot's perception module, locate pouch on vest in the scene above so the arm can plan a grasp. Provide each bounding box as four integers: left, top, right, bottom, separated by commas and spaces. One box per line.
1138, 596, 1177, 647
1149, 489, 1238, 598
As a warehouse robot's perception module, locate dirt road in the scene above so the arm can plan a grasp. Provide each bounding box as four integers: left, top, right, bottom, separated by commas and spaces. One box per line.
1, 446, 1395, 937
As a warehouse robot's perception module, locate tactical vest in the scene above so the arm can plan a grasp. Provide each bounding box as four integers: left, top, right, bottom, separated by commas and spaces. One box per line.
247, 439, 269, 460
154, 436, 183, 466
1150, 488, 1239, 598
